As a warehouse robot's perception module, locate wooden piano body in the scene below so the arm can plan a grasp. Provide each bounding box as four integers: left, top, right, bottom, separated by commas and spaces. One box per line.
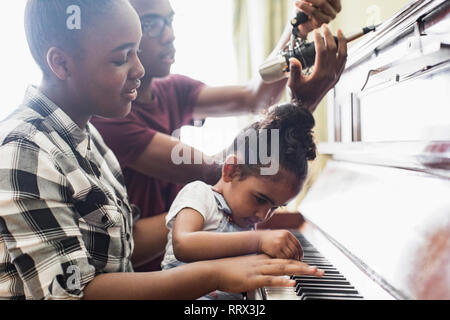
256, 0, 450, 300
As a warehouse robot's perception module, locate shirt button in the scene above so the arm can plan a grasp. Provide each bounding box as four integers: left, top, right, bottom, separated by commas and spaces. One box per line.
102, 215, 109, 223
117, 199, 122, 207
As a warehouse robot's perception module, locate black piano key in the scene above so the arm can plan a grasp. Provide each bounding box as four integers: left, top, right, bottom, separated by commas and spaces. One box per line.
302, 253, 326, 258
308, 265, 336, 270
296, 282, 355, 291
302, 249, 317, 253
274, 232, 365, 300
303, 295, 364, 300
301, 262, 333, 267
301, 256, 329, 260
293, 275, 346, 280
301, 259, 331, 264
323, 270, 341, 275
297, 287, 360, 296
301, 257, 329, 261
301, 292, 364, 299
295, 279, 352, 286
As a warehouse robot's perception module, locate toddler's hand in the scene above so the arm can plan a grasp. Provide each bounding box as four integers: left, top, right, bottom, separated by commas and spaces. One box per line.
257, 230, 303, 260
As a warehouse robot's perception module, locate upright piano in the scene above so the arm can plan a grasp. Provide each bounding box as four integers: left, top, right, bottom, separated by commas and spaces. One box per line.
254, 0, 450, 300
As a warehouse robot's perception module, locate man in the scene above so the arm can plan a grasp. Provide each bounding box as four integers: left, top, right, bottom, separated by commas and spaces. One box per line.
91, 0, 347, 271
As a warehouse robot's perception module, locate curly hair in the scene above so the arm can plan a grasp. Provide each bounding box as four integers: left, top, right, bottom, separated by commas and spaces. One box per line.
227, 103, 316, 181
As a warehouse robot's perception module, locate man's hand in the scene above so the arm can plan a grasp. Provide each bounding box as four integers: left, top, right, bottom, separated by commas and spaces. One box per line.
213, 254, 323, 293
295, 0, 342, 39
288, 25, 347, 113
276, 0, 342, 54
257, 230, 304, 260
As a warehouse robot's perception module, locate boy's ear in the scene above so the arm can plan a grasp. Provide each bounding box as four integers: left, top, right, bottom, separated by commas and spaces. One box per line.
222, 155, 240, 182
46, 47, 74, 80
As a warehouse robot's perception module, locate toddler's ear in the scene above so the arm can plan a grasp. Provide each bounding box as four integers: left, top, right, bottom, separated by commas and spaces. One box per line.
46, 47, 73, 80
222, 155, 240, 182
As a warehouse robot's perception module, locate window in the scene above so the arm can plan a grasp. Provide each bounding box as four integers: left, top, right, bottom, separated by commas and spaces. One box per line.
0, 1, 42, 120
171, 0, 246, 156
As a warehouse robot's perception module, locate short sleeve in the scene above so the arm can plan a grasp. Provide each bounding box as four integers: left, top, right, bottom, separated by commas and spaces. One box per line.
165, 181, 217, 229
90, 114, 157, 167
170, 74, 205, 126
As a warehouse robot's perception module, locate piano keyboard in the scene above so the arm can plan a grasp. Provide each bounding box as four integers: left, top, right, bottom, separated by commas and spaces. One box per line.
262, 232, 364, 300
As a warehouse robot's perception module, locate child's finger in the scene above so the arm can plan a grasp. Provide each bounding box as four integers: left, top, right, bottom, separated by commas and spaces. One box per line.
284, 239, 300, 260
281, 245, 296, 260
287, 233, 304, 260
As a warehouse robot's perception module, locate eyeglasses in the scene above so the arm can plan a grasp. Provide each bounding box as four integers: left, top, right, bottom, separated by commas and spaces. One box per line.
140, 13, 174, 38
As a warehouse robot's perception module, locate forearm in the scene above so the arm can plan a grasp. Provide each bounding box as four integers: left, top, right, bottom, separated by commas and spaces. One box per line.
83, 262, 216, 300
129, 132, 222, 185
173, 230, 260, 262
131, 214, 169, 267
193, 24, 291, 118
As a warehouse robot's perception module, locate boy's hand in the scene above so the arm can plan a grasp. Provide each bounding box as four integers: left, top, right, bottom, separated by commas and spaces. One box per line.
257, 230, 304, 260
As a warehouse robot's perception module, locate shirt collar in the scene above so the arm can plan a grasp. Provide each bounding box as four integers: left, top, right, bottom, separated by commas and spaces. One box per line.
212, 190, 233, 216
23, 85, 91, 157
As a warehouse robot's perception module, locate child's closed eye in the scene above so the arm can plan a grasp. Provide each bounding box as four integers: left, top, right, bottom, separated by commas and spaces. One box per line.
255, 196, 267, 205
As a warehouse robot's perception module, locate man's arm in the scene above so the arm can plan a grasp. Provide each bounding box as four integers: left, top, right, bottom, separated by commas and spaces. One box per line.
191, 20, 289, 118
131, 213, 169, 268
128, 132, 223, 185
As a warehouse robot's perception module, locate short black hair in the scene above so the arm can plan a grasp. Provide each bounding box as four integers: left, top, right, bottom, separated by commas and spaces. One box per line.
24, 0, 117, 77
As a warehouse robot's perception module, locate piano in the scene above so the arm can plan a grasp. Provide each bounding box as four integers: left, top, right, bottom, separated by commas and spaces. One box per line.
252, 0, 450, 300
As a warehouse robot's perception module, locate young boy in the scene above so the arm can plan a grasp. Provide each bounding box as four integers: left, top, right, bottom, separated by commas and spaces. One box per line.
0, 0, 322, 300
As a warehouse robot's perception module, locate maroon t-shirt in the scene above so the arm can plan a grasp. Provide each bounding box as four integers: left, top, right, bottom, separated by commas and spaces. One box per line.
91, 74, 205, 271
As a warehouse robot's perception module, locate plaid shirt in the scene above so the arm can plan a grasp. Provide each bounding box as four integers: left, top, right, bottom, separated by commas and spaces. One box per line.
0, 86, 137, 300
